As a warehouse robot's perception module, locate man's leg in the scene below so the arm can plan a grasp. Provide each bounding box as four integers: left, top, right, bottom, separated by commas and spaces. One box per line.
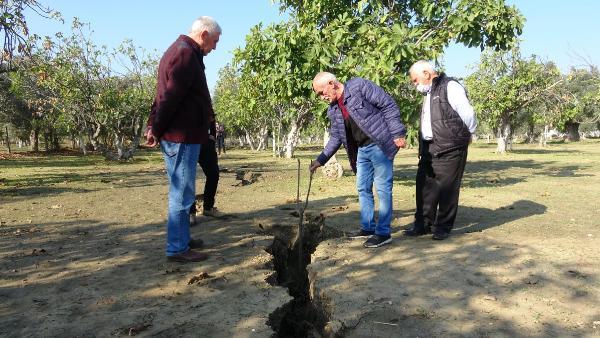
198, 140, 219, 211
406, 150, 435, 236
161, 140, 201, 257
432, 148, 468, 236
371, 145, 393, 237
356, 145, 376, 233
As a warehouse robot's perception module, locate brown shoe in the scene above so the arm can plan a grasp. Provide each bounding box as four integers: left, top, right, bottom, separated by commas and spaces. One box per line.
202, 207, 224, 218
167, 250, 208, 263
189, 238, 204, 249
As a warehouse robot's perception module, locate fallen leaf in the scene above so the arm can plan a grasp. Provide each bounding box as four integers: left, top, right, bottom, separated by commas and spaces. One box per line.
188, 272, 212, 285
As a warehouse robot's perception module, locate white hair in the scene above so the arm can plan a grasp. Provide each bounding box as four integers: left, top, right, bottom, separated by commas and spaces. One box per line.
190, 16, 222, 35
409, 60, 436, 75
313, 71, 338, 86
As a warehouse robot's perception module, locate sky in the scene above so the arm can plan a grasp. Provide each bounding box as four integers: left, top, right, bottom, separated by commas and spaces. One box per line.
26, 1, 600, 91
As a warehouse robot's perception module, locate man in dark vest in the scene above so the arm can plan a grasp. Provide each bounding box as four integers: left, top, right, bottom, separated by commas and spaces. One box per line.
404, 60, 477, 240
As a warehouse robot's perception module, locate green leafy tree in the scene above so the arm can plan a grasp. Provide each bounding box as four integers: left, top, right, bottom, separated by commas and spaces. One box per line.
558, 66, 600, 141
8, 19, 157, 158
465, 47, 561, 153
229, 0, 524, 158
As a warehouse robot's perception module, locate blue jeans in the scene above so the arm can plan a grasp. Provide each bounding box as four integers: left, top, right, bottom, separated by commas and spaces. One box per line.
160, 140, 201, 256
356, 143, 394, 236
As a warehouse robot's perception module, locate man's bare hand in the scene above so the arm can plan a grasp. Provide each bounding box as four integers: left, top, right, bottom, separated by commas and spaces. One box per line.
145, 128, 159, 148
309, 160, 322, 173
394, 137, 406, 148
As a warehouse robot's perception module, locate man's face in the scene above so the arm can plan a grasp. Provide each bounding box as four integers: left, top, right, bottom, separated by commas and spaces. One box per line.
410, 70, 431, 87
313, 80, 337, 103
200, 31, 220, 55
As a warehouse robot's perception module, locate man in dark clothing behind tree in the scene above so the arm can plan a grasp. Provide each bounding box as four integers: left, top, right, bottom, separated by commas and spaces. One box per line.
145, 16, 221, 262
189, 120, 222, 226
404, 60, 477, 240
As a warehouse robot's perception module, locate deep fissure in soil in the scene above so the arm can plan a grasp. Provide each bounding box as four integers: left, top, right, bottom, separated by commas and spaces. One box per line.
265, 215, 342, 338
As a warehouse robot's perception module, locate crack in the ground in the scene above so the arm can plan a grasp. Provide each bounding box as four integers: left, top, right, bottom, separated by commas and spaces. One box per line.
264, 214, 343, 338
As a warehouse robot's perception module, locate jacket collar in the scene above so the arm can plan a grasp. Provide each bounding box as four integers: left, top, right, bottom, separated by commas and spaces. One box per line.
178, 35, 204, 66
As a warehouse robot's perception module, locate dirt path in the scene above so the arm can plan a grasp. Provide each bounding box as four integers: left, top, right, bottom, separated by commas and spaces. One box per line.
1, 143, 599, 337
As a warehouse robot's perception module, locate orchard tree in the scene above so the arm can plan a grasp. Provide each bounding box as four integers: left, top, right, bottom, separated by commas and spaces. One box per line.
230, 0, 524, 158
558, 66, 600, 141
465, 47, 562, 153
8, 18, 157, 159
1, 0, 59, 71
213, 63, 274, 152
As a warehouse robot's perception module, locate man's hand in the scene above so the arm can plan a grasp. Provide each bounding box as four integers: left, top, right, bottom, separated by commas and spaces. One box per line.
394, 137, 406, 149
209, 135, 216, 142
145, 128, 159, 148
309, 160, 322, 173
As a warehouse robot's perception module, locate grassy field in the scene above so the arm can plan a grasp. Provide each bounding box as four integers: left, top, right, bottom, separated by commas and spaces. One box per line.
1, 140, 599, 336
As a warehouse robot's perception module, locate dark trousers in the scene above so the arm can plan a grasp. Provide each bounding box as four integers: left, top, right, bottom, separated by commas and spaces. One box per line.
216, 135, 225, 154
190, 140, 219, 214
415, 142, 468, 234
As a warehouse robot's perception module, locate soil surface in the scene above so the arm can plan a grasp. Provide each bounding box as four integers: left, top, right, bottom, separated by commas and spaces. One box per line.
1, 143, 599, 337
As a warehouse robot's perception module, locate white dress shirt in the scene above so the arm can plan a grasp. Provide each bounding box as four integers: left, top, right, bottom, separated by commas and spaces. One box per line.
421, 80, 477, 140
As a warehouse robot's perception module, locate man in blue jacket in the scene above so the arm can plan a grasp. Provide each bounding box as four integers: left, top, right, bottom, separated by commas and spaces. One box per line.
310, 72, 407, 248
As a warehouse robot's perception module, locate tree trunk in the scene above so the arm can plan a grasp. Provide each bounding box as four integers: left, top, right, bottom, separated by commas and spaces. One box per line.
79, 134, 87, 155
539, 125, 549, 147
564, 121, 580, 141
52, 132, 60, 151
4, 125, 10, 154
244, 128, 256, 151
525, 122, 536, 143
255, 125, 269, 151
496, 119, 512, 153
283, 122, 300, 158
282, 108, 311, 159
43, 131, 50, 152
30, 128, 39, 152
89, 123, 102, 151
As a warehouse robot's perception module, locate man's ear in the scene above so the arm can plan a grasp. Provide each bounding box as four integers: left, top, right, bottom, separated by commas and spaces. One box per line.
200, 30, 210, 40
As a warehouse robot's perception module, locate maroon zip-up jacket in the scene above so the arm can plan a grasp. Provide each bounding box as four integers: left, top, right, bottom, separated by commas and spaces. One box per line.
147, 35, 214, 144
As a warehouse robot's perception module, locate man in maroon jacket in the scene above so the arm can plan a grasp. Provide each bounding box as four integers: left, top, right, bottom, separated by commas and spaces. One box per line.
146, 16, 221, 262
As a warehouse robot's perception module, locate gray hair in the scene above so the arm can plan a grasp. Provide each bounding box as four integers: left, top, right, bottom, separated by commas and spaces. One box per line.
190, 16, 222, 35
409, 60, 436, 75
313, 71, 338, 86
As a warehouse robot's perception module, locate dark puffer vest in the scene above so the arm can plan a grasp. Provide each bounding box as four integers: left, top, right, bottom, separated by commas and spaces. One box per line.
419, 73, 472, 156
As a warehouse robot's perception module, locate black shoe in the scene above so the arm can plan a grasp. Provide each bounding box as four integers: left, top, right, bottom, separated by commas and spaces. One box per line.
167, 250, 208, 263
403, 224, 431, 237
432, 231, 450, 240
363, 235, 392, 248
347, 229, 375, 239
189, 238, 204, 249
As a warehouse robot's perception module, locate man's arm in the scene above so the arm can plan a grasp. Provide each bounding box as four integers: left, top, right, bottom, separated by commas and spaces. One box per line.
447, 81, 477, 134
311, 117, 343, 172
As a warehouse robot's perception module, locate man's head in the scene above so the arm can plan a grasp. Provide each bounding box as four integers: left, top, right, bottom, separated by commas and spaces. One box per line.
312, 72, 343, 103
409, 60, 438, 95
188, 16, 221, 55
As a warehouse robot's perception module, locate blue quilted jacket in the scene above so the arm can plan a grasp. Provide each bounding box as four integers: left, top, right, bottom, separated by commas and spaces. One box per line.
316, 77, 406, 173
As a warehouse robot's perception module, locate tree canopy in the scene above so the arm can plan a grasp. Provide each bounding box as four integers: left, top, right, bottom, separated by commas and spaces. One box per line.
222, 0, 525, 157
